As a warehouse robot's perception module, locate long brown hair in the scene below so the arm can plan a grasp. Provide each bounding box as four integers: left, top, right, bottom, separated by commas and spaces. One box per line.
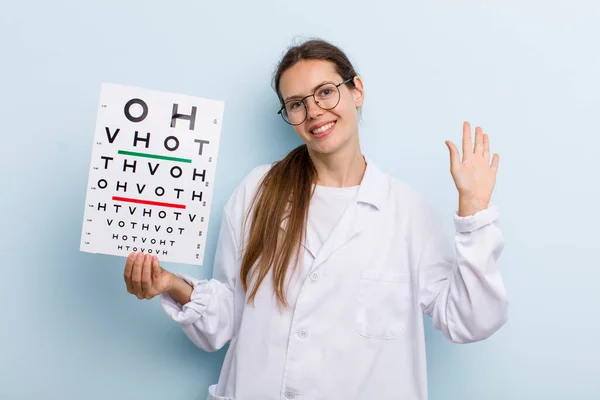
240, 38, 359, 308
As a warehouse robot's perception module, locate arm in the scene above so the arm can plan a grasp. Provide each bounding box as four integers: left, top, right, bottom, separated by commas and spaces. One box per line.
164, 274, 194, 306
160, 210, 238, 352
418, 205, 508, 343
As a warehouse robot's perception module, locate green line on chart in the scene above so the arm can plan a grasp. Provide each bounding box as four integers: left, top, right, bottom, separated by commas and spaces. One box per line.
118, 150, 192, 163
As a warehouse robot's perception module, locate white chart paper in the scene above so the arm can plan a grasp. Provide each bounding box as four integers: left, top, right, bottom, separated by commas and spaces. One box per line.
80, 83, 225, 265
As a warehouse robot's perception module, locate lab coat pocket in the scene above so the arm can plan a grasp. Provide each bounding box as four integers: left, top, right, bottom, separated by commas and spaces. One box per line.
207, 384, 235, 400
356, 270, 410, 339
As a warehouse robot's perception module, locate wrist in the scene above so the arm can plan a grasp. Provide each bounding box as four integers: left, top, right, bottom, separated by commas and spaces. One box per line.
165, 272, 194, 295
458, 194, 489, 217
165, 272, 179, 293
164, 272, 194, 306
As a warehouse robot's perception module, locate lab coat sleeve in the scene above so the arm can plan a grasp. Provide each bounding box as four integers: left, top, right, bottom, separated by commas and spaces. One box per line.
160, 210, 238, 352
418, 205, 508, 344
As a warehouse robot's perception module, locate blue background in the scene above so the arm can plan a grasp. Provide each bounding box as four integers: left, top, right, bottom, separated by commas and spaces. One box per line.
1, 0, 598, 399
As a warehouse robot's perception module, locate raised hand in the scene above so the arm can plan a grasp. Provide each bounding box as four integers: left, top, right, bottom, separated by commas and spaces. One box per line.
445, 121, 500, 217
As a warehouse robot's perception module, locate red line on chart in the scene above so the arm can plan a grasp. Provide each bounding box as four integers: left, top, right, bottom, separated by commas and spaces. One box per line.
112, 196, 186, 209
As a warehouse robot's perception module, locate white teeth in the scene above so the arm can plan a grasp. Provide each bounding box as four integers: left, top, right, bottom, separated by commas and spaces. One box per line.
311, 122, 335, 134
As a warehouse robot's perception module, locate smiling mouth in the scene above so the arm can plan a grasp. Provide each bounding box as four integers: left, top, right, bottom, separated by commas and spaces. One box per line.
310, 121, 336, 135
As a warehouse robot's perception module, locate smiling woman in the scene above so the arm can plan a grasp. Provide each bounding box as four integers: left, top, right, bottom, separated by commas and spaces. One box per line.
123, 38, 508, 400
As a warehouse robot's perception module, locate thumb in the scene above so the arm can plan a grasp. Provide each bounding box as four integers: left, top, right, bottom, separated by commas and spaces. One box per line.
445, 140, 460, 168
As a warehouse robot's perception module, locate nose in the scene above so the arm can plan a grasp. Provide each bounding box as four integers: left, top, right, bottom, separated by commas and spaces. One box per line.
306, 96, 323, 119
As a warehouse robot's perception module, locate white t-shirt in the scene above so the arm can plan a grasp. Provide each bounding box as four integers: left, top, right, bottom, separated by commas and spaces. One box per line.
306, 184, 359, 254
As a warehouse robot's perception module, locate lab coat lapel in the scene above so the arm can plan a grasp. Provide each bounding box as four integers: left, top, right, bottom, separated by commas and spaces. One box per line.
310, 200, 365, 272
303, 222, 319, 259
280, 216, 318, 259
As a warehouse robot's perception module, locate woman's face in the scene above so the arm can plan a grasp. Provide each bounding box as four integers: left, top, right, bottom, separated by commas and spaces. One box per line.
278, 59, 364, 156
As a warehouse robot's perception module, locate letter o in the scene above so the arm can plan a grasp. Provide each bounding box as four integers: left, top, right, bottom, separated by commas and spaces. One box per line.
164, 136, 179, 151
124, 98, 148, 123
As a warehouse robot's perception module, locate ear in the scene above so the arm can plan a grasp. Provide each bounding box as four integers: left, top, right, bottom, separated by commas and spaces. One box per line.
351, 76, 365, 108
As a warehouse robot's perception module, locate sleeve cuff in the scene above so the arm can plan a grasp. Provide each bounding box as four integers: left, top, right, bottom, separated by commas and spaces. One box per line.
453, 205, 500, 233
160, 273, 215, 325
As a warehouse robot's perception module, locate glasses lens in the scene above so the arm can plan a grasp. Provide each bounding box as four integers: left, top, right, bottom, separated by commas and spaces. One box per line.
283, 101, 306, 125
314, 83, 340, 110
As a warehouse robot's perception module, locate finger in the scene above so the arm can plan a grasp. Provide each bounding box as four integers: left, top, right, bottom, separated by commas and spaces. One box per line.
124, 252, 136, 294
483, 133, 490, 162
445, 140, 461, 169
141, 254, 152, 298
491, 153, 500, 171
152, 256, 167, 296
462, 121, 472, 161
131, 252, 144, 298
474, 126, 484, 156
152, 255, 161, 280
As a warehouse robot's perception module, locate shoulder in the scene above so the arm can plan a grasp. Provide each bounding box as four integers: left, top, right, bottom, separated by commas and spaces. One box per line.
368, 160, 431, 210
222, 163, 273, 221
388, 176, 430, 208
236, 163, 273, 193
376, 165, 441, 229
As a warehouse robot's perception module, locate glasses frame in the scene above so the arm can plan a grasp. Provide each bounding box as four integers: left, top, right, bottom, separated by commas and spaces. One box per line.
277, 77, 355, 126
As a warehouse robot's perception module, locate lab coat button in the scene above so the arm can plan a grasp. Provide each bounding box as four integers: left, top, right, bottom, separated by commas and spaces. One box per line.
285, 388, 296, 399
298, 329, 308, 339
309, 271, 320, 282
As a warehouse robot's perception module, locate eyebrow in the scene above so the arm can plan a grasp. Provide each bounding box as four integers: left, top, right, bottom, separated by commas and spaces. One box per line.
283, 81, 333, 103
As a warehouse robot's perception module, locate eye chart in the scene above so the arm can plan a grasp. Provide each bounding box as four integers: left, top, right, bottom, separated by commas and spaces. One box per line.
80, 83, 225, 265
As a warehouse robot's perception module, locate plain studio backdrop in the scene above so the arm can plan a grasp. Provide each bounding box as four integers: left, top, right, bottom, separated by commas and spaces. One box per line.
0, 0, 598, 399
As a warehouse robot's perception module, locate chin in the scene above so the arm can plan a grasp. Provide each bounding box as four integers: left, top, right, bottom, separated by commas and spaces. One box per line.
307, 138, 346, 155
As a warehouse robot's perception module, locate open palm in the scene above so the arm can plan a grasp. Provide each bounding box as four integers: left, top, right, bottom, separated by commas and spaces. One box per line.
445, 121, 499, 206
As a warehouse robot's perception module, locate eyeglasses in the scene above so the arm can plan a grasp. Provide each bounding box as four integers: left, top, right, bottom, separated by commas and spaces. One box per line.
277, 77, 354, 126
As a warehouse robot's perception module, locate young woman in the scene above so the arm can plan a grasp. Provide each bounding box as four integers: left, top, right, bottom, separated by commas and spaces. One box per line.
123, 38, 507, 400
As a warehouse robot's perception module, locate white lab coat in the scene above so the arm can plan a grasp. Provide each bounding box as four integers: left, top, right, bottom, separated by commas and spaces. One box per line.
160, 158, 508, 400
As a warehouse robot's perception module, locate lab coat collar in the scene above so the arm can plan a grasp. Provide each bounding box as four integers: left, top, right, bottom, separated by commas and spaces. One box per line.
355, 156, 389, 211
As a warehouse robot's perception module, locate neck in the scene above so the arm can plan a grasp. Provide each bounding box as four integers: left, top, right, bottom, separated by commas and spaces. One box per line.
308, 137, 366, 187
